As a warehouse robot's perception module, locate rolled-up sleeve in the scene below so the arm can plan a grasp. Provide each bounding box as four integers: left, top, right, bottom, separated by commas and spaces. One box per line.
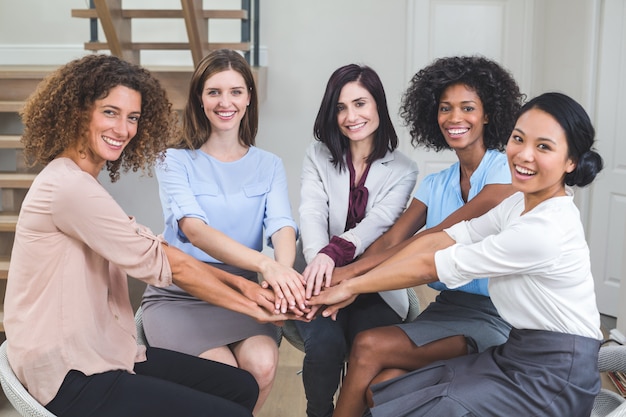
264, 156, 298, 246
156, 151, 210, 244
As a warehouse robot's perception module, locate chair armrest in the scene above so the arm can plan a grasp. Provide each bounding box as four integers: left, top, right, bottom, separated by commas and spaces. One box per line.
598, 345, 626, 373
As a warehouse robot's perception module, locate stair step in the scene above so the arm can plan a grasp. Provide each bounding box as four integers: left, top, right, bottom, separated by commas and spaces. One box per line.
0, 135, 22, 149
84, 42, 250, 51
0, 214, 18, 232
71, 9, 248, 20
0, 257, 8, 280
0, 101, 23, 112
0, 173, 37, 189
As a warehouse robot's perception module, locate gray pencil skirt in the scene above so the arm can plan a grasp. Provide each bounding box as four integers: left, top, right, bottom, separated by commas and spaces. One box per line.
398, 290, 511, 353
370, 328, 601, 417
141, 263, 279, 356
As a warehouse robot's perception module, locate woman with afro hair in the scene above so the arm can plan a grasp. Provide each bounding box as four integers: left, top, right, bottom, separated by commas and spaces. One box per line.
325, 56, 525, 417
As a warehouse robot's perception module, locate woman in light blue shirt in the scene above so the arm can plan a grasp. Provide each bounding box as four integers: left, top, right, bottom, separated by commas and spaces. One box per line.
142, 49, 305, 415
328, 56, 525, 417
313, 92, 604, 417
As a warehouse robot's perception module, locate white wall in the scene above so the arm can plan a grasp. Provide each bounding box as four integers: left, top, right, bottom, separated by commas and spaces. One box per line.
257, 1, 410, 220
0, 0, 411, 231
2, 0, 624, 326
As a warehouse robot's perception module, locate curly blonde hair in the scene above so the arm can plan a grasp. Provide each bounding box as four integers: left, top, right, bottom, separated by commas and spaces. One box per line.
20, 54, 178, 181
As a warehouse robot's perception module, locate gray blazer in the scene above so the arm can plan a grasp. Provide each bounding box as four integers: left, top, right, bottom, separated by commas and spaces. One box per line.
298, 141, 419, 318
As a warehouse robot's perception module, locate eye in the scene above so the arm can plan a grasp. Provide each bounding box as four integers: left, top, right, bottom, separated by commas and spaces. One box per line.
103, 109, 117, 117
337, 104, 345, 112
355, 100, 366, 107
439, 105, 450, 113
128, 115, 140, 123
231, 89, 244, 96
462, 106, 475, 112
206, 90, 220, 96
510, 134, 523, 143
537, 143, 552, 151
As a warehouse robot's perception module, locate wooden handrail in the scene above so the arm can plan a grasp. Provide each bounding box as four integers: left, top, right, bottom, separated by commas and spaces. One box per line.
71, 9, 248, 20
94, 0, 139, 63
181, 0, 208, 66
82, 42, 250, 51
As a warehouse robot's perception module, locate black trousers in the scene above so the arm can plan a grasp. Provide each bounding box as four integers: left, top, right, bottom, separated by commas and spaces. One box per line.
294, 293, 402, 417
45, 347, 258, 417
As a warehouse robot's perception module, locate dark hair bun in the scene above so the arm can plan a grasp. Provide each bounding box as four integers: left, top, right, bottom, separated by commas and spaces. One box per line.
565, 149, 603, 187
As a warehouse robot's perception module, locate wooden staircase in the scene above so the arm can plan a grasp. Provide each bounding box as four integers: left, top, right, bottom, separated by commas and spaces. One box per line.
0, 2, 264, 332
0, 68, 47, 332
71, 0, 253, 67
70, 0, 266, 108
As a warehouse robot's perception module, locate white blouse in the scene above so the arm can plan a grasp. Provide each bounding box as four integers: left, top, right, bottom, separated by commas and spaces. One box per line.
435, 191, 602, 340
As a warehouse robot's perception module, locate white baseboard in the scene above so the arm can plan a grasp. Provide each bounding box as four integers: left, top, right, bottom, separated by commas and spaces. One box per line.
0, 44, 268, 67
609, 328, 626, 344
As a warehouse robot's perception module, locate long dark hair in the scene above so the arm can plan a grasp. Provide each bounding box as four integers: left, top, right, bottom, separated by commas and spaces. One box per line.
313, 64, 398, 170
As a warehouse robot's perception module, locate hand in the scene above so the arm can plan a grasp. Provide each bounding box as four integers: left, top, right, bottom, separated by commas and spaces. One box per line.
260, 261, 307, 313
308, 281, 357, 320
304, 303, 324, 320
330, 265, 351, 286
252, 307, 311, 324
302, 253, 335, 299
242, 282, 283, 314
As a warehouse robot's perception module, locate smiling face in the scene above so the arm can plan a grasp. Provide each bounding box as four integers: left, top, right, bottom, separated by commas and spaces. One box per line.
201, 69, 250, 135
437, 83, 488, 153
336, 81, 380, 146
506, 108, 576, 208
84, 85, 141, 174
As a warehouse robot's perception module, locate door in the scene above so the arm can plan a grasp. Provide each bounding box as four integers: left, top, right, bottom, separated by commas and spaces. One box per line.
587, 0, 626, 317
401, 0, 534, 184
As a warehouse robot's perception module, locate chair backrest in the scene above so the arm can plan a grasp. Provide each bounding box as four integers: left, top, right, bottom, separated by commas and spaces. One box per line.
0, 341, 57, 417
134, 307, 149, 346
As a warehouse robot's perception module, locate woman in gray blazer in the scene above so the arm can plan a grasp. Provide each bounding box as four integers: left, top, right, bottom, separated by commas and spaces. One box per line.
294, 64, 418, 417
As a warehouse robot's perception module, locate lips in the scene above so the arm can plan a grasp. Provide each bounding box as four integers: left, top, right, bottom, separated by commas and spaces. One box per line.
102, 136, 124, 147
347, 122, 366, 131
216, 111, 236, 119
515, 165, 536, 176
447, 128, 469, 136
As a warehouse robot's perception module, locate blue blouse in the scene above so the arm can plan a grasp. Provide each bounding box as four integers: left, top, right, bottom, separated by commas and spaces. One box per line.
414, 149, 511, 295
156, 146, 298, 263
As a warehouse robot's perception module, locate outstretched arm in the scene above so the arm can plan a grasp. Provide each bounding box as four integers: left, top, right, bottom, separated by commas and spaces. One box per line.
332, 184, 514, 285
311, 231, 455, 317
180, 217, 306, 313
163, 243, 304, 323
263, 226, 307, 315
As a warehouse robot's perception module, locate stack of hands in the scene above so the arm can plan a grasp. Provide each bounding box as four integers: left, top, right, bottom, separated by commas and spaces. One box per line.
258, 253, 354, 324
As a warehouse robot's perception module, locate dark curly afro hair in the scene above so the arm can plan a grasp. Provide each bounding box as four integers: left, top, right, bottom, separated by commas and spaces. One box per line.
400, 56, 525, 152
20, 54, 179, 182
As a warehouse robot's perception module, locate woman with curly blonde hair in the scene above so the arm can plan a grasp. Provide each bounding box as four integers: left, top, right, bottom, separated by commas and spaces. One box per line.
20, 53, 175, 181
5, 54, 296, 417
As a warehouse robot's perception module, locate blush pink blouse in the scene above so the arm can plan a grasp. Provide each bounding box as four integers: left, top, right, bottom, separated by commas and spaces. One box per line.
4, 158, 172, 405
